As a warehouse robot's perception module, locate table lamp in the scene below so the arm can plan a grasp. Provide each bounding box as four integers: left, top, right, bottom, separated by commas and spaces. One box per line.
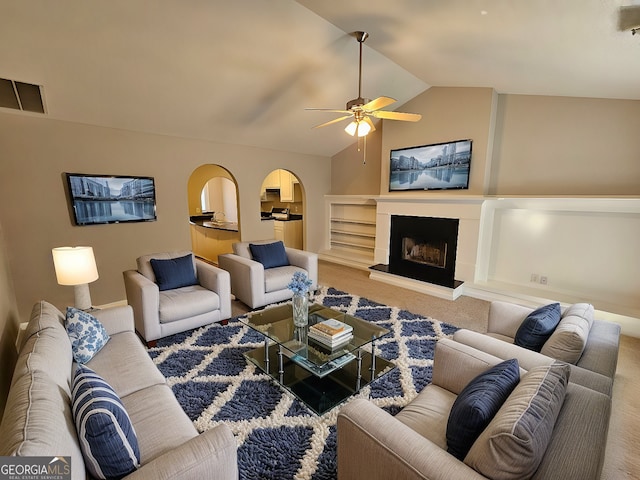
52, 246, 99, 310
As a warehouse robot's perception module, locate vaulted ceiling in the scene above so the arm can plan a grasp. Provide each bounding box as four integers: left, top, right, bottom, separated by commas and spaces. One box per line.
1, 0, 638, 157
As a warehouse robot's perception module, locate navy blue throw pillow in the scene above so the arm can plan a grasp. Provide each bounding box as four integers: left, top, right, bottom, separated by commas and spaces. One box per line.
446, 358, 520, 461
514, 303, 562, 352
249, 241, 289, 269
150, 254, 198, 291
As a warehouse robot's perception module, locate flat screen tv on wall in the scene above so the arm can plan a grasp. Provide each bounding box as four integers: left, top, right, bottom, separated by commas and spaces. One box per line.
65, 173, 157, 226
389, 139, 472, 192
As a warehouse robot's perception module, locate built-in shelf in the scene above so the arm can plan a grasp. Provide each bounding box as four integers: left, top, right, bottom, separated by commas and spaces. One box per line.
320, 196, 378, 269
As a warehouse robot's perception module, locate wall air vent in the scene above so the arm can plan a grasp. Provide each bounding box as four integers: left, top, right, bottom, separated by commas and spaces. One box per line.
0, 78, 45, 114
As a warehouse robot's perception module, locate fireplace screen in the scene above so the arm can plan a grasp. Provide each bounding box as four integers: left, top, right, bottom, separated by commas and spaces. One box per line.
402, 237, 447, 269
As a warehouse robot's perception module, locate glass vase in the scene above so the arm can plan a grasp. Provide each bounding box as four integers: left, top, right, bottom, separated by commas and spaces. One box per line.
292, 292, 309, 327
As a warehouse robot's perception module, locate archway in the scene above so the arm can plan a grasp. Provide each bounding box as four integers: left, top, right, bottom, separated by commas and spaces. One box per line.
188, 165, 241, 264
259, 169, 306, 249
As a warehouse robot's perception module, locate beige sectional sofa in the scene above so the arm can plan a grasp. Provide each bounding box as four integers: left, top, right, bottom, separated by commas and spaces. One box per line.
453, 301, 620, 396
0, 300, 238, 480
338, 338, 611, 480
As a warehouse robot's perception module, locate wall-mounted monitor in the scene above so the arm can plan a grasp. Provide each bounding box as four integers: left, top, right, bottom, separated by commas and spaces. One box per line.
389, 139, 472, 192
65, 173, 157, 226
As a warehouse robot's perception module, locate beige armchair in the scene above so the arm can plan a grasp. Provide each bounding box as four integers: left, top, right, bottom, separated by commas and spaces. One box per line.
218, 239, 317, 309
123, 251, 231, 346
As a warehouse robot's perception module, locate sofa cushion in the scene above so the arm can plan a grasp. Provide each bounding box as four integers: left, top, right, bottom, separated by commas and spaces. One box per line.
250, 241, 289, 269
150, 253, 198, 291
464, 361, 570, 479
540, 303, 594, 364
65, 307, 110, 364
446, 358, 520, 460
514, 303, 561, 352
72, 365, 140, 479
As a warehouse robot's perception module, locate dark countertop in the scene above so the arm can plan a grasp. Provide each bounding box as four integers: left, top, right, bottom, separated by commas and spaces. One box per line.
190, 216, 239, 232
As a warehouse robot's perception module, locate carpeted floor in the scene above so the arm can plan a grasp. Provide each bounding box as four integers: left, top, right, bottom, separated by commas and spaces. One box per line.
147, 286, 459, 480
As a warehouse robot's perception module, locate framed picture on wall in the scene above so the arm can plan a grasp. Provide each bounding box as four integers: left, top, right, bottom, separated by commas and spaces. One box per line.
65, 173, 157, 226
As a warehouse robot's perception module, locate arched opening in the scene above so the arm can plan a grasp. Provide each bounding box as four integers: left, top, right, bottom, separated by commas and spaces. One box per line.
259, 169, 305, 249
188, 165, 241, 264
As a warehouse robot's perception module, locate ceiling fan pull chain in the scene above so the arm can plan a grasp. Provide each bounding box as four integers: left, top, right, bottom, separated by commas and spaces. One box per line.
363, 135, 367, 165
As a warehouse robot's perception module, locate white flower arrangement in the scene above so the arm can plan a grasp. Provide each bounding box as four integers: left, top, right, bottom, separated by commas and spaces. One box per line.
287, 271, 312, 295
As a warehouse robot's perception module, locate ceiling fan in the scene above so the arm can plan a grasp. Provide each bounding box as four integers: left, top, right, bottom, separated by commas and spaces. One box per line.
306, 31, 422, 138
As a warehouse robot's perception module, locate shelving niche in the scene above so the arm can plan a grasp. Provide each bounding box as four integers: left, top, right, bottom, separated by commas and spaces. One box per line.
322, 197, 377, 268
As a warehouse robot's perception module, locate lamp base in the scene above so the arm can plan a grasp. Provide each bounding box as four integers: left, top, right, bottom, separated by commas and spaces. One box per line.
74, 283, 93, 311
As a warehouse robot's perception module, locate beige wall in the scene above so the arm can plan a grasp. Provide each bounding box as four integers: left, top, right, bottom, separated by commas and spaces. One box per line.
381, 87, 498, 196
490, 95, 640, 195
0, 112, 331, 324
0, 221, 19, 418
330, 127, 383, 195
332, 88, 640, 197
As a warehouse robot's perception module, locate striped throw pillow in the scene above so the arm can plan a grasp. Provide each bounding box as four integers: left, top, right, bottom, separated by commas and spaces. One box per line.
72, 365, 140, 479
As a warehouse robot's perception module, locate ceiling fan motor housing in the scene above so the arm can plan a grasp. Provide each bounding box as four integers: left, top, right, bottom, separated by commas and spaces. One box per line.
347, 97, 370, 110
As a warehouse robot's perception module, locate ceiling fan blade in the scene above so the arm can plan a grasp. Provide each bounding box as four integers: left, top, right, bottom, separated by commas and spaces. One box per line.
371, 110, 422, 122
313, 115, 353, 129
362, 96, 396, 112
618, 5, 640, 31
305, 108, 352, 114
363, 116, 376, 132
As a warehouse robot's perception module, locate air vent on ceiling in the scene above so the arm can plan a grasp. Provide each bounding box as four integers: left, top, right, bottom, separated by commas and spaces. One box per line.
0, 78, 45, 114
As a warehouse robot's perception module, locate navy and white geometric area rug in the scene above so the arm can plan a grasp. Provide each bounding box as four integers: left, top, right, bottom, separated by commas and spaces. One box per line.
147, 286, 459, 480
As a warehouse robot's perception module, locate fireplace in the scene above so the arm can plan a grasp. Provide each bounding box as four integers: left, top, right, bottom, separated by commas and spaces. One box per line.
386, 215, 460, 288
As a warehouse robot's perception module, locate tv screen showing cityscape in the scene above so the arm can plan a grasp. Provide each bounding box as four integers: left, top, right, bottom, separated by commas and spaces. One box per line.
389, 139, 472, 191
66, 173, 157, 226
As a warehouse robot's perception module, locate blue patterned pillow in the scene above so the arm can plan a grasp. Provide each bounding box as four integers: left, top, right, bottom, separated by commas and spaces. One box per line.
514, 303, 562, 352
249, 241, 289, 269
72, 365, 140, 479
447, 358, 520, 460
150, 253, 198, 291
65, 307, 110, 364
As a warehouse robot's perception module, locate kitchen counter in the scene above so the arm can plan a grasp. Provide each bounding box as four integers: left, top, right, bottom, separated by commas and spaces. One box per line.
260, 213, 303, 222
190, 216, 239, 232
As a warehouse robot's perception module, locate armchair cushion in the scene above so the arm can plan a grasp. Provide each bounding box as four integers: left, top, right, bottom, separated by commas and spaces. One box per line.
465, 361, 570, 479
446, 358, 520, 460
249, 241, 289, 269
65, 307, 110, 364
150, 254, 198, 291
514, 303, 561, 352
159, 285, 220, 323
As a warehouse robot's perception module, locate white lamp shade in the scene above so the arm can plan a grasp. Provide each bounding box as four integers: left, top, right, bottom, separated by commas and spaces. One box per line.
345, 120, 372, 137
52, 246, 99, 286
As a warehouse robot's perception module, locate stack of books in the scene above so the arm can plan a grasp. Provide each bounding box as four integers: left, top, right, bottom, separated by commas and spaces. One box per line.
308, 317, 354, 349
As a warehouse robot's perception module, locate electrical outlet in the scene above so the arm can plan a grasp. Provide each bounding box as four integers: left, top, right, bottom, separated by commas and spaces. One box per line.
530, 273, 539, 283
540, 276, 548, 285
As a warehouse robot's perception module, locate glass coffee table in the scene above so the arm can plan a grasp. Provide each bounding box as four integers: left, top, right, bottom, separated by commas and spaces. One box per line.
239, 302, 395, 414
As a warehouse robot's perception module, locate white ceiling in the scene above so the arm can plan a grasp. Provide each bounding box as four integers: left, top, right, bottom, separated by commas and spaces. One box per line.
1, 0, 639, 158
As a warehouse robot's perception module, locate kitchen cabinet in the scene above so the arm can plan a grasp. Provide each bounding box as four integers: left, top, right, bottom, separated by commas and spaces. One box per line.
274, 220, 302, 249
279, 170, 296, 202
190, 223, 240, 264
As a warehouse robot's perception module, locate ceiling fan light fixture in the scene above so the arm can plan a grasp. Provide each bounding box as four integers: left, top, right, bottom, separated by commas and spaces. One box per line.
345, 119, 371, 137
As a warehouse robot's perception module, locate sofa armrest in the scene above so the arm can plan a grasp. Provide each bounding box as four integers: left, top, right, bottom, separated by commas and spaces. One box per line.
196, 260, 232, 320
285, 248, 318, 288
338, 398, 487, 480
218, 253, 265, 309
487, 301, 532, 339
432, 338, 513, 395
123, 269, 161, 341
93, 305, 135, 336
126, 424, 238, 480
453, 329, 554, 371
452, 329, 613, 396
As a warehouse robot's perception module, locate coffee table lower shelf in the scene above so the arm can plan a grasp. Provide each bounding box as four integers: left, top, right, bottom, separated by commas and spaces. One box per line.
244, 345, 395, 415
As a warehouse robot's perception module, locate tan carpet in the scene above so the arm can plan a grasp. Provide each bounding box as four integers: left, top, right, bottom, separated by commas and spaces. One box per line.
230, 260, 639, 479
